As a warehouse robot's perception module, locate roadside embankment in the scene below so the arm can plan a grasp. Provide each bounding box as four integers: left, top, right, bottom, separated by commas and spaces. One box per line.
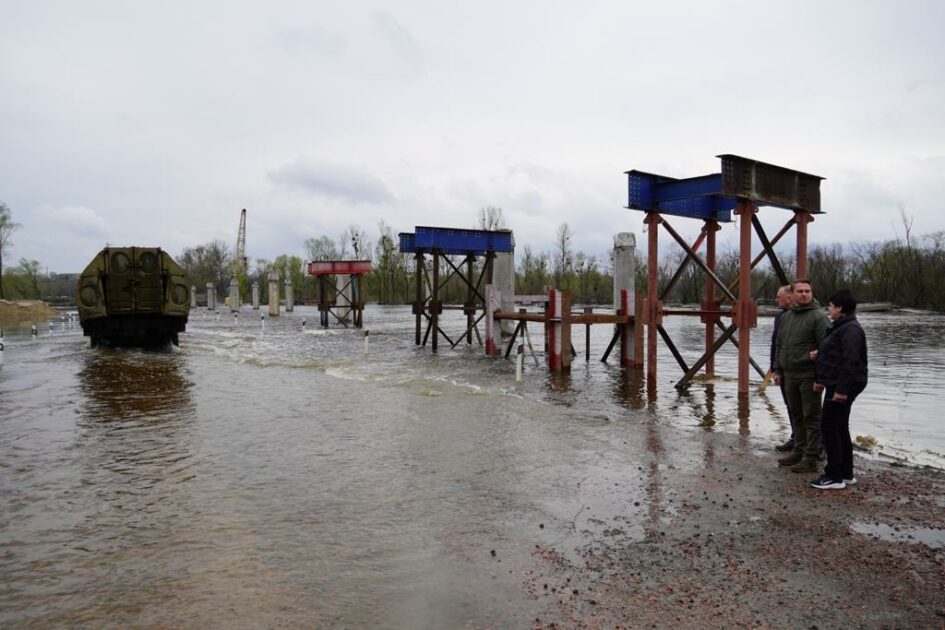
0, 299, 57, 323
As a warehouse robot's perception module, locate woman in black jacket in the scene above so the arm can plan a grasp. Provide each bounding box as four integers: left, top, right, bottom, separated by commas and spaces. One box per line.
809, 290, 868, 490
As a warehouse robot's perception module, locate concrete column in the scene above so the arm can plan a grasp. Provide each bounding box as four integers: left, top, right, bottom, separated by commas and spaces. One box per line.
484, 284, 501, 357
285, 278, 294, 312
252, 281, 260, 310
190, 285, 197, 309
494, 245, 515, 335
206, 282, 216, 310
613, 232, 637, 366
229, 279, 240, 312
268, 272, 280, 317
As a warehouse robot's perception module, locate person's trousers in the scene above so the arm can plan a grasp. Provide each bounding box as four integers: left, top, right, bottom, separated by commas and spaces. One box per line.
783, 373, 822, 459
779, 382, 796, 439
821, 385, 864, 481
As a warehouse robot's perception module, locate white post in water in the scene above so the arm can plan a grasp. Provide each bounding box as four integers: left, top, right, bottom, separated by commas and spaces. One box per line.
285, 278, 294, 313
613, 232, 638, 367
190, 286, 197, 309
252, 281, 260, 310
268, 272, 280, 317
0, 340, 4, 367
516, 343, 524, 382
363, 330, 369, 354
233, 311, 239, 326
229, 279, 240, 312
31, 324, 37, 341
206, 283, 216, 310
260, 314, 265, 331
495, 244, 516, 336
302, 317, 306, 330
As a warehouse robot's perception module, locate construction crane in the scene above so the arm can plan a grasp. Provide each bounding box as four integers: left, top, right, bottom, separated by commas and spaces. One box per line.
231, 208, 248, 303
235, 208, 247, 275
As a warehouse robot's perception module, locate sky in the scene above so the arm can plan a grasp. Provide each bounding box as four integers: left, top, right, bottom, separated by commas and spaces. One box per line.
1, 0, 943, 273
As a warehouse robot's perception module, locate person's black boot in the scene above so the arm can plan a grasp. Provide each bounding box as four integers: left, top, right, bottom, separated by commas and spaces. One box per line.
775, 438, 795, 452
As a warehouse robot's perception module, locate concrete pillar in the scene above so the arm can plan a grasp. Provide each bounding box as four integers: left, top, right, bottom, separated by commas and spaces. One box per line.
613, 232, 637, 366
285, 278, 294, 312
268, 272, 280, 317
485, 284, 501, 357
190, 285, 197, 309
252, 281, 260, 310
229, 279, 240, 312
494, 246, 515, 335
206, 282, 216, 310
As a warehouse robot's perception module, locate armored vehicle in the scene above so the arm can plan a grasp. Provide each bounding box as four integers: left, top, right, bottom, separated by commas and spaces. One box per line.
77, 247, 190, 347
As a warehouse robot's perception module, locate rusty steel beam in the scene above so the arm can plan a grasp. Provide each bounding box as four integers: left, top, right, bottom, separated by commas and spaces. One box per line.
795, 210, 813, 279
714, 321, 766, 379
657, 324, 690, 373
725, 215, 796, 299
735, 200, 757, 395
659, 229, 708, 301
660, 217, 737, 302
704, 218, 720, 377
675, 324, 738, 389
751, 214, 789, 286
645, 212, 661, 385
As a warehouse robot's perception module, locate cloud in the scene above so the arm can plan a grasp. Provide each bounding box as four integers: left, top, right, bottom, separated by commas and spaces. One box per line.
371, 12, 423, 76
274, 25, 346, 56
33, 205, 109, 239
268, 159, 395, 204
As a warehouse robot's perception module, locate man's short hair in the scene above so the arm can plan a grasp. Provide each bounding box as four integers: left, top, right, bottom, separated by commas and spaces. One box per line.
828, 289, 857, 314
778, 284, 792, 295
792, 278, 812, 289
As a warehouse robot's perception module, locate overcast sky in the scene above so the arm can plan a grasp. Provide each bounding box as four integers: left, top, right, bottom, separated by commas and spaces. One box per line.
2, 1, 943, 273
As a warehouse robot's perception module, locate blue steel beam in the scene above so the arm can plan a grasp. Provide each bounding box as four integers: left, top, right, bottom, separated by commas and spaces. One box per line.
626, 170, 733, 222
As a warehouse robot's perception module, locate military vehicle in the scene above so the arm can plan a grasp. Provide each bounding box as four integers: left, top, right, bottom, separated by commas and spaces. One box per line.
77, 247, 190, 347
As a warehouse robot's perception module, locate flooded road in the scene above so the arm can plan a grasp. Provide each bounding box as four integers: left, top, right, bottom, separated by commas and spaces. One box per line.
1, 305, 943, 626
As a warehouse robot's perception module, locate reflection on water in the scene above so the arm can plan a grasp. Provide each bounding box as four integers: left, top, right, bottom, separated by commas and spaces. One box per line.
79, 350, 195, 423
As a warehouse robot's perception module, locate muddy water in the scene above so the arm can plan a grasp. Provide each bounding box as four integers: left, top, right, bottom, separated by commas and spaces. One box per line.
1, 306, 942, 626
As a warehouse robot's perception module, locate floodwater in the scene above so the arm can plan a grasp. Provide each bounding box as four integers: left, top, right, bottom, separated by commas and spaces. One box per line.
1, 305, 943, 626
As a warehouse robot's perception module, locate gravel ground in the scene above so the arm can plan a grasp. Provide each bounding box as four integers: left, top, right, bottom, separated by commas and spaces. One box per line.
523, 432, 945, 629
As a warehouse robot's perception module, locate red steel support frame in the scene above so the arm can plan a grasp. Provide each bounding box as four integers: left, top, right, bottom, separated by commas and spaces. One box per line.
702, 219, 721, 377
795, 210, 813, 279
645, 212, 662, 386
735, 201, 758, 395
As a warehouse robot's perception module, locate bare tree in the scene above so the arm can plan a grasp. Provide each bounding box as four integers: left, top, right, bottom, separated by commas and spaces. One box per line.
477, 206, 506, 230
897, 203, 914, 248
342, 224, 370, 259
304, 235, 339, 261
551, 222, 573, 287
0, 202, 21, 299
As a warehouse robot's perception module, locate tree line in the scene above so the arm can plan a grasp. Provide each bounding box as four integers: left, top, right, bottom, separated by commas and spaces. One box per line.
2, 200, 945, 311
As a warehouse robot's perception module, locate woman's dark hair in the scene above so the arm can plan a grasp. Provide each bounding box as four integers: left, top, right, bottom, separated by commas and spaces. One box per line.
827, 289, 857, 314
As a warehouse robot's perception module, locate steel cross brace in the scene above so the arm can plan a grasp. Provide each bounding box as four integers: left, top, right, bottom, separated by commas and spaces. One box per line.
660, 217, 737, 302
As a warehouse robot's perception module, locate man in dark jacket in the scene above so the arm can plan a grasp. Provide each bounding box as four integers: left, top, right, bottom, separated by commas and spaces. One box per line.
808, 289, 868, 490
774, 279, 828, 473
771, 285, 796, 452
